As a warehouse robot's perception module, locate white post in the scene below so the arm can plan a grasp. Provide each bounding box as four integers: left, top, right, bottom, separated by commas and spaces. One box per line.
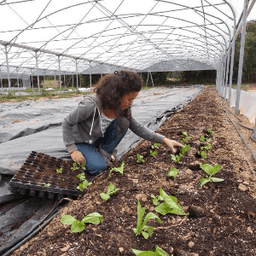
35, 51, 41, 94
58, 55, 62, 91
4, 45, 11, 89
235, 0, 248, 114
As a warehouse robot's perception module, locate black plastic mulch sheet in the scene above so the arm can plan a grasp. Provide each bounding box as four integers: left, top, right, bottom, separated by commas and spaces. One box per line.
0, 85, 204, 255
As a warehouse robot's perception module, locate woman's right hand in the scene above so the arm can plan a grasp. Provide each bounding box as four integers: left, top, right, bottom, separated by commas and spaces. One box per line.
70, 150, 86, 164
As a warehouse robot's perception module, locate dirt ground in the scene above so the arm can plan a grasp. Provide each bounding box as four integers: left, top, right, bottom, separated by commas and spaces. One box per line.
11, 86, 256, 256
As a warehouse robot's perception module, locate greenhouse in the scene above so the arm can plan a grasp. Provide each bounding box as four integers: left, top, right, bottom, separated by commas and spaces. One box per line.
1, 1, 256, 255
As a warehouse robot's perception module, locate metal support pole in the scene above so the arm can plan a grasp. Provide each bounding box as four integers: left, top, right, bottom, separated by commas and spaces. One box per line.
146, 72, 149, 86
254, 117, 256, 139
4, 45, 11, 89
72, 74, 74, 88
89, 61, 92, 88
150, 72, 154, 87
0, 66, 3, 89
58, 55, 62, 91
64, 74, 66, 87
228, 28, 237, 107
224, 49, 231, 100
235, 0, 248, 114
35, 51, 40, 94
43, 75, 45, 89
76, 59, 79, 89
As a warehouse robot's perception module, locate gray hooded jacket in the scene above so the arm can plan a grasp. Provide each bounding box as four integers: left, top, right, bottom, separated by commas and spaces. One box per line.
62, 94, 165, 153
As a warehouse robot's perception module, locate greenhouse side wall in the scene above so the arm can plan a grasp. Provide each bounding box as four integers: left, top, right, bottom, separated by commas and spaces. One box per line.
225, 88, 256, 124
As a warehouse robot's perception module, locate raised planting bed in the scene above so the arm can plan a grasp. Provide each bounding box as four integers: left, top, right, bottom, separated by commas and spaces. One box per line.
11, 87, 256, 256
10, 152, 95, 200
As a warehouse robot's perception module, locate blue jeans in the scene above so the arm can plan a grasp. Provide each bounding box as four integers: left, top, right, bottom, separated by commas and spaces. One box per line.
76, 116, 129, 175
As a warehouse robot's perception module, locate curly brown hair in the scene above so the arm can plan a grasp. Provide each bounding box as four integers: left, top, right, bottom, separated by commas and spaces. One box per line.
93, 70, 143, 120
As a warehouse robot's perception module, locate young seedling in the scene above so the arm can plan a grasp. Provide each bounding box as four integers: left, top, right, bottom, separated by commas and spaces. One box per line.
199, 163, 224, 187
170, 144, 190, 164
76, 172, 85, 182
180, 131, 190, 143
150, 150, 157, 157
197, 151, 207, 159
200, 136, 211, 142
136, 153, 145, 164
151, 188, 189, 216
179, 144, 191, 155
132, 246, 171, 256
170, 154, 181, 163
133, 200, 161, 239
71, 162, 79, 171
60, 212, 103, 233
56, 167, 63, 174
78, 162, 86, 171
151, 143, 160, 149
77, 179, 92, 192
207, 128, 215, 137
108, 161, 125, 177
43, 183, 51, 188
200, 144, 212, 151
167, 168, 179, 180
100, 183, 120, 201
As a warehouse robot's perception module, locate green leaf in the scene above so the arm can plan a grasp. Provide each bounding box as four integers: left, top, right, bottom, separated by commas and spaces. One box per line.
180, 144, 191, 155
200, 136, 205, 142
201, 151, 207, 159
60, 215, 77, 225
211, 177, 224, 183
76, 172, 85, 182
155, 189, 188, 216
167, 168, 179, 180
132, 249, 156, 256
100, 192, 110, 201
199, 163, 221, 176
181, 131, 188, 136
108, 161, 125, 177
71, 220, 85, 233
81, 212, 103, 224
150, 150, 158, 157
142, 212, 161, 228
136, 154, 145, 164
151, 143, 160, 149
155, 246, 170, 256
200, 177, 211, 187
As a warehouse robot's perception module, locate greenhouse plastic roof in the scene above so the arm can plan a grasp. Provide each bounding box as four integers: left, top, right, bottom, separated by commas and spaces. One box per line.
0, 0, 254, 76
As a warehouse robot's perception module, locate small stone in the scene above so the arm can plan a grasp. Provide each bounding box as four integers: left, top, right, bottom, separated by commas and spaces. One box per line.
247, 227, 253, 234
188, 205, 206, 217
238, 184, 248, 192
60, 244, 70, 252
119, 247, 124, 253
135, 193, 147, 202
188, 241, 195, 248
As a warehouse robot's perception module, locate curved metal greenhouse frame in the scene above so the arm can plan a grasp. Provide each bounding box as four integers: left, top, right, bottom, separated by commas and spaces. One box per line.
0, 0, 255, 107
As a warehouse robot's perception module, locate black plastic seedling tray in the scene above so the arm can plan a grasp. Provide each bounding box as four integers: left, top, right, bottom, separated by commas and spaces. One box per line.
9, 151, 94, 200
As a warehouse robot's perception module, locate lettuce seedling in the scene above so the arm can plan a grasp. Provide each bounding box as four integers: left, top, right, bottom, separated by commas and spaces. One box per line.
43, 183, 51, 188
200, 144, 212, 151
151, 143, 160, 149
197, 151, 207, 159
170, 154, 181, 163
132, 246, 171, 256
77, 179, 92, 192
136, 153, 145, 164
170, 144, 190, 164
179, 144, 191, 155
180, 131, 190, 143
56, 167, 63, 174
100, 183, 120, 201
167, 168, 179, 180
150, 150, 157, 157
207, 128, 215, 136
133, 200, 161, 239
108, 161, 125, 177
60, 212, 103, 233
199, 163, 224, 187
200, 136, 211, 142
71, 162, 79, 171
152, 188, 189, 216
76, 172, 85, 182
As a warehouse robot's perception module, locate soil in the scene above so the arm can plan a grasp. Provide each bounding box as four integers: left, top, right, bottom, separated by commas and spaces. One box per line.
11, 86, 256, 256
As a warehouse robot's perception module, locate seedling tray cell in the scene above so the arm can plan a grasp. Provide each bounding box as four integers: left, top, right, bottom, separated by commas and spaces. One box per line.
10, 151, 93, 200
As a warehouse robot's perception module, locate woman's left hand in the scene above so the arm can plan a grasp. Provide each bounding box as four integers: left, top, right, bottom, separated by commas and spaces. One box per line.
162, 137, 184, 153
